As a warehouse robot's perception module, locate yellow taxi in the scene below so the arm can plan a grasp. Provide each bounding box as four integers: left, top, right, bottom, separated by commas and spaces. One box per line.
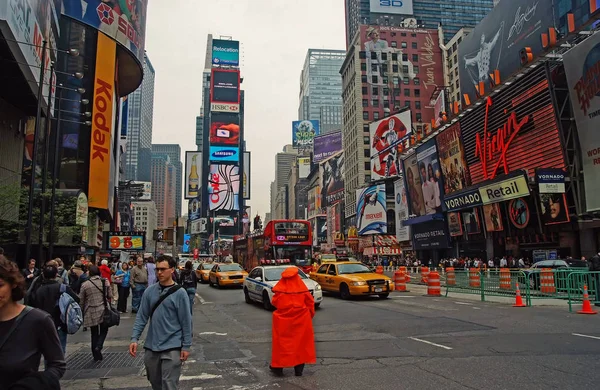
195, 262, 214, 283
310, 261, 394, 299
208, 262, 248, 288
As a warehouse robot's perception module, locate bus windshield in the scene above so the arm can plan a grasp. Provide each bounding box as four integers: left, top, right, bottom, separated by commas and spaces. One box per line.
274, 246, 311, 264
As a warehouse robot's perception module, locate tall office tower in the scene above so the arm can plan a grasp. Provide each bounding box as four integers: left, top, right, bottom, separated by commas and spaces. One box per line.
195, 113, 205, 151
150, 154, 176, 228
125, 53, 155, 181
298, 49, 345, 134
132, 201, 158, 250
151, 144, 182, 218
272, 146, 298, 219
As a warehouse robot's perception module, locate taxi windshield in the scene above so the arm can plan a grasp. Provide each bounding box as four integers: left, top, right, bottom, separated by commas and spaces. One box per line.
264, 267, 308, 281
202, 264, 213, 270
219, 264, 243, 272
338, 263, 371, 275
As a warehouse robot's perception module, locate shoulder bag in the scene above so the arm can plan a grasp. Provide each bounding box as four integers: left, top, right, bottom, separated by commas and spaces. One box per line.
0, 306, 33, 352
150, 285, 183, 319
93, 279, 120, 327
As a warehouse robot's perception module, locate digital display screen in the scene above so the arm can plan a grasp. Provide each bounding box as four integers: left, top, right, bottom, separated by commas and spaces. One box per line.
211, 70, 240, 104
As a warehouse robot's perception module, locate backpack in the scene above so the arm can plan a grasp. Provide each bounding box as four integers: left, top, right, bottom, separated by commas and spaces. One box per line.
182, 270, 194, 287
58, 284, 83, 334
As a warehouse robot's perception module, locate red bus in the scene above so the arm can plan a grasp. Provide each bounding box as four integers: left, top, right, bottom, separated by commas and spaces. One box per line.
233, 219, 313, 272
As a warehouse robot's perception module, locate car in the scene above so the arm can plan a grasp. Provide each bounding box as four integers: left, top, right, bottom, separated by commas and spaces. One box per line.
208, 263, 248, 288
310, 261, 394, 299
522, 259, 588, 289
243, 265, 323, 310
196, 262, 214, 283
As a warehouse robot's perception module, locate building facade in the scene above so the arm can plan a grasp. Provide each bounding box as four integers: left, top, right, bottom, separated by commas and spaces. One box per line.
298, 49, 345, 134
150, 154, 176, 228
152, 144, 182, 218
270, 145, 298, 219
132, 201, 158, 250
440, 27, 472, 110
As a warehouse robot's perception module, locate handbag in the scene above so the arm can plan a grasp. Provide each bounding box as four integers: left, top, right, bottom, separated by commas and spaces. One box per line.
96, 279, 120, 327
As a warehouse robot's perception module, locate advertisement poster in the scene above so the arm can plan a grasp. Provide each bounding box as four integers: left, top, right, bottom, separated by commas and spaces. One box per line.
209, 113, 240, 145
307, 186, 321, 218
315, 216, 327, 244
298, 157, 311, 179
370, 110, 412, 180
188, 198, 201, 221
436, 122, 471, 193
243, 152, 250, 199
183, 234, 191, 254
326, 206, 335, 245
369, 0, 413, 15
411, 220, 450, 250
292, 120, 320, 150
393, 179, 410, 242
211, 39, 240, 66
105, 232, 145, 251
539, 193, 570, 225
564, 32, 600, 211
536, 168, 565, 194
184, 152, 202, 199
433, 90, 446, 127
356, 184, 387, 235
313, 131, 343, 163
211, 69, 240, 104
462, 209, 481, 235
209, 146, 239, 162
416, 139, 444, 214
482, 203, 503, 232
319, 152, 344, 208
208, 165, 240, 211
447, 212, 463, 236
133, 181, 152, 200
508, 198, 530, 229
402, 154, 426, 217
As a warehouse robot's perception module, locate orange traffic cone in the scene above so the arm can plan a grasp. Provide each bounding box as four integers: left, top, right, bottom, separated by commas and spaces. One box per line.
577, 285, 598, 315
513, 283, 527, 307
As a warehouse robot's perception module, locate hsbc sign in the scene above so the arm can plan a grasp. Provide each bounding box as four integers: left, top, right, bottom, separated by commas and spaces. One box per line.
211, 102, 239, 113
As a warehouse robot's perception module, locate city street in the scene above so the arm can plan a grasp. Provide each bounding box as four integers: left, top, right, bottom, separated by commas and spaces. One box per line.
61, 283, 600, 390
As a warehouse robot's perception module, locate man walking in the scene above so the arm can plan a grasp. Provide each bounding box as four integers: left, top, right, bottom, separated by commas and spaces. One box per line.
129, 256, 192, 390
130, 257, 148, 313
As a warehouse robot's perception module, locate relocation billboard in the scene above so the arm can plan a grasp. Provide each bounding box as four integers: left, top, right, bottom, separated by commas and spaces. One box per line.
415, 139, 444, 214
292, 120, 320, 150
370, 0, 413, 15
564, 32, 600, 212
436, 122, 471, 194
212, 39, 240, 66
208, 164, 240, 211
210, 113, 240, 145
62, 0, 147, 62
319, 152, 344, 209
394, 179, 410, 242
458, 0, 556, 100
209, 146, 240, 163
243, 151, 251, 200
356, 184, 387, 235
313, 131, 342, 163
402, 154, 425, 217
298, 157, 311, 179
370, 110, 411, 180
184, 152, 202, 199
211, 69, 240, 104
88, 33, 117, 210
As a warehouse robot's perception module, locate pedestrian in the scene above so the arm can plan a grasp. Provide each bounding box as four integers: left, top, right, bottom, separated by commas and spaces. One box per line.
115, 263, 131, 313
29, 264, 80, 354
146, 257, 157, 285
269, 267, 316, 377
68, 260, 88, 294
21, 259, 40, 291
180, 261, 198, 314
55, 258, 69, 285
99, 259, 112, 280
588, 252, 600, 300
130, 257, 148, 313
110, 259, 121, 306
129, 255, 192, 390
0, 255, 66, 389
79, 265, 112, 361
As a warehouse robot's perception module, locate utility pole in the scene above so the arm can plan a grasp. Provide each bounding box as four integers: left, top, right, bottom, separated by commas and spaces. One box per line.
172, 218, 177, 258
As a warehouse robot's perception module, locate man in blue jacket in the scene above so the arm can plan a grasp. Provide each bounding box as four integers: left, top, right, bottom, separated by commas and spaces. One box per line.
129, 256, 192, 390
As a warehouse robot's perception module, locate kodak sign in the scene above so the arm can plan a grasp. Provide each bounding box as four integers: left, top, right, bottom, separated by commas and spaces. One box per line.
88, 33, 116, 210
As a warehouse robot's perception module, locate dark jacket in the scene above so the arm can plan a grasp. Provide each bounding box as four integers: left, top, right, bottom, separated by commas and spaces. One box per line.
69, 271, 88, 294
29, 279, 80, 329
8, 371, 61, 390
180, 269, 197, 289
21, 268, 40, 290
590, 255, 600, 272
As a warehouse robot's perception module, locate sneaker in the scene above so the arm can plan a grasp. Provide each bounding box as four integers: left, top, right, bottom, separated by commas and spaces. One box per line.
269, 365, 283, 376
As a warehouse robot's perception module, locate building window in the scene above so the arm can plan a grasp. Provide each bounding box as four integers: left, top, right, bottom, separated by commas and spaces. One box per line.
363, 124, 369, 132
416, 113, 422, 122
403, 77, 409, 85
381, 52, 388, 61
414, 67, 419, 74
414, 89, 420, 97
405, 101, 411, 108
362, 86, 368, 95
371, 75, 378, 83
372, 86, 379, 95
394, 88, 400, 96
383, 87, 389, 96
402, 53, 408, 61
412, 54, 419, 62
365, 174, 371, 182
371, 63, 378, 72
415, 101, 421, 109
404, 89, 410, 97
391, 41, 397, 48
412, 42, 417, 49
365, 161, 371, 171
401, 42, 407, 48
360, 62, 367, 71
363, 111, 369, 120
364, 136, 370, 145
373, 111, 380, 120
372, 99, 379, 107
402, 65, 409, 73
392, 53, 398, 61
414, 77, 420, 85
361, 75, 367, 83
362, 99, 368, 107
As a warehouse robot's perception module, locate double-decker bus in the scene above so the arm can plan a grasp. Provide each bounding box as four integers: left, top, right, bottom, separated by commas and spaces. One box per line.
233, 219, 313, 272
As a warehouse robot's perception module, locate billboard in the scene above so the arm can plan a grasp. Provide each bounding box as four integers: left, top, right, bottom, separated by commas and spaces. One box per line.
536, 168, 566, 194
307, 186, 321, 219
88, 33, 117, 210
462, 209, 481, 235
370, 110, 411, 180
62, 0, 147, 63
539, 193, 570, 225
394, 179, 410, 242
458, 0, 556, 100
432, 90, 446, 127
243, 151, 251, 200
313, 131, 343, 163
188, 197, 201, 221
356, 184, 387, 235
209, 113, 240, 145
210, 69, 240, 104
292, 120, 320, 150
212, 39, 240, 66
447, 212, 463, 236
319, 152, 344, 209
298, 157, 311, 179
482, 204, 503, 232
411, 220, 450, 250
184, 152, 202, 199
208, 164, 240, 211
402, 154, 425, 217
209, 146, 240, 162
183, 234, 191, 254
370, 0, 413, 15
436, 122, 471, 194
415, 139, 444, 214
133, 181, 152, 200
105, 231, 145, 251
564, 32, 600, 211
314, 216, 327, 245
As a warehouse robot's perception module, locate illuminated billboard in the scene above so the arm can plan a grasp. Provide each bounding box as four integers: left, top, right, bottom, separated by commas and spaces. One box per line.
370, 0, 413, 15
208, 165, 240, 211
370, 110, 411, 180
292, 120, 320, 150
210, 113, 240, 145
212, 39, 240, 66
313, 131, 342, 163
356, 184, 387, 235
104, 231, 145, 251
209, 146, 240, 163
319, 152, 344, 208
184, 152, 202, 199
211, 69, 240, 104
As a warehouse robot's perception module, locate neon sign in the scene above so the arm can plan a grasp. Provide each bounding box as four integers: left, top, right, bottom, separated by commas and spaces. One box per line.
474, 97, 531, 180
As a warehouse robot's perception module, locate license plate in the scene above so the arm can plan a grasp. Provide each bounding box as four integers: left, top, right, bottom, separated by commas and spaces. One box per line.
374, 287, 382, 293
234, 280, 241, 283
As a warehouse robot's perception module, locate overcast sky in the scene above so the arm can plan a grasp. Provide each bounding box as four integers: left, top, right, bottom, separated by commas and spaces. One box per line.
144, 0, 346, 220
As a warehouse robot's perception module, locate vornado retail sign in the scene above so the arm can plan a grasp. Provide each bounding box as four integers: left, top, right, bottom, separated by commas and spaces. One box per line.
88, 34, 117, 210
443, 188, 482, 212
211, 102, 239, 113
478, 173, 530, 204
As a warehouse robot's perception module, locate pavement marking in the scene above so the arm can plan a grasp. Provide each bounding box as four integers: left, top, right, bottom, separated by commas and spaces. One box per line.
195, 293, 207, 304
572, 333, 600, 340
473, 307, 481, 310
389, 295, 416, 298
181, 373, 223, 381
198, 331, 228, 336
454, 302, 473, 305
408, 337, 453, 350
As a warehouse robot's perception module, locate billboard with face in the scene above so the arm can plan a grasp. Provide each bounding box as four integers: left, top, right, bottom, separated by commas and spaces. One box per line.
208, 164, 240, 211
436, 122, 471, 194
307, 186, 321, 219
402, 154, 425, 217
319, 152, 344, 209
210, 113, 240, 145
433, 90, 446, 127
313, 131, 343, 163
356, 184, 387, 235
416, 139, 444, 215
211, 69, 240, 104
370, 110, 411, 180
292, 120, 320, 151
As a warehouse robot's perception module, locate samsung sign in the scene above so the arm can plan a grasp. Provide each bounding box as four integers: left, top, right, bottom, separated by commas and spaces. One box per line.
370, 0, 413, 15
209, 146, 240, 162
212, 39, 240, 66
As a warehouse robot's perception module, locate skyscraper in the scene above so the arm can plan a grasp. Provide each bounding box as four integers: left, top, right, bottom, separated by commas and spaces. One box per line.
152, 144, 182, 218
125, 53, 155, 182
298, 49, 345, 134
150, 154, 176, 228
271, 145, 298, 219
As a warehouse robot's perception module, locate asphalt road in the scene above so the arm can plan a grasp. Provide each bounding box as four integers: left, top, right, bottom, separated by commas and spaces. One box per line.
61, 281, 600, 390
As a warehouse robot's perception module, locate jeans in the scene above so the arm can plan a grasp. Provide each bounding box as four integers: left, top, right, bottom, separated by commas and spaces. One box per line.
118, 285, 130, 312
45, 327, 67, 368
144, 349, 182, 390
132, 283, 147, 311
90, 324, 109, 353
185, 287, 196, 314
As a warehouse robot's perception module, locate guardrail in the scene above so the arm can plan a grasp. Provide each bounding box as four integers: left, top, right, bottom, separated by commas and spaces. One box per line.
445, 269, 530, 305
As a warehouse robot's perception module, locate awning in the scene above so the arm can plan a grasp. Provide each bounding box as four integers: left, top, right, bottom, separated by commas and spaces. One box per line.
363, 247, 402, 256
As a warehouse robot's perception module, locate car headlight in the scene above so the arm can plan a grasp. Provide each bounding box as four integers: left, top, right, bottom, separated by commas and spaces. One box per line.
314, 284, 322, 291
220, 276, 229, 280
350, 281, 366, 286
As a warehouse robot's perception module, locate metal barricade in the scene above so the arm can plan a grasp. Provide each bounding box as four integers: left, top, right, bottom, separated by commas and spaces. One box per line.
567, 271, 600, 312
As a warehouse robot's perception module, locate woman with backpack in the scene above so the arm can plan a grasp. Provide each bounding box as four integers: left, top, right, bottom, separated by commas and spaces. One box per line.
180, 261, 198, 314
79, 265, 112, 362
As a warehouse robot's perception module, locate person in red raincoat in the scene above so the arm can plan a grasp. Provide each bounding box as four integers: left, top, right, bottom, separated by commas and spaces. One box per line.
270, 267, 316, 376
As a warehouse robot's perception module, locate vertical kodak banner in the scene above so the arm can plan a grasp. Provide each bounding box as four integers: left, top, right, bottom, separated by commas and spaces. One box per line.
88, 33, 116, 209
